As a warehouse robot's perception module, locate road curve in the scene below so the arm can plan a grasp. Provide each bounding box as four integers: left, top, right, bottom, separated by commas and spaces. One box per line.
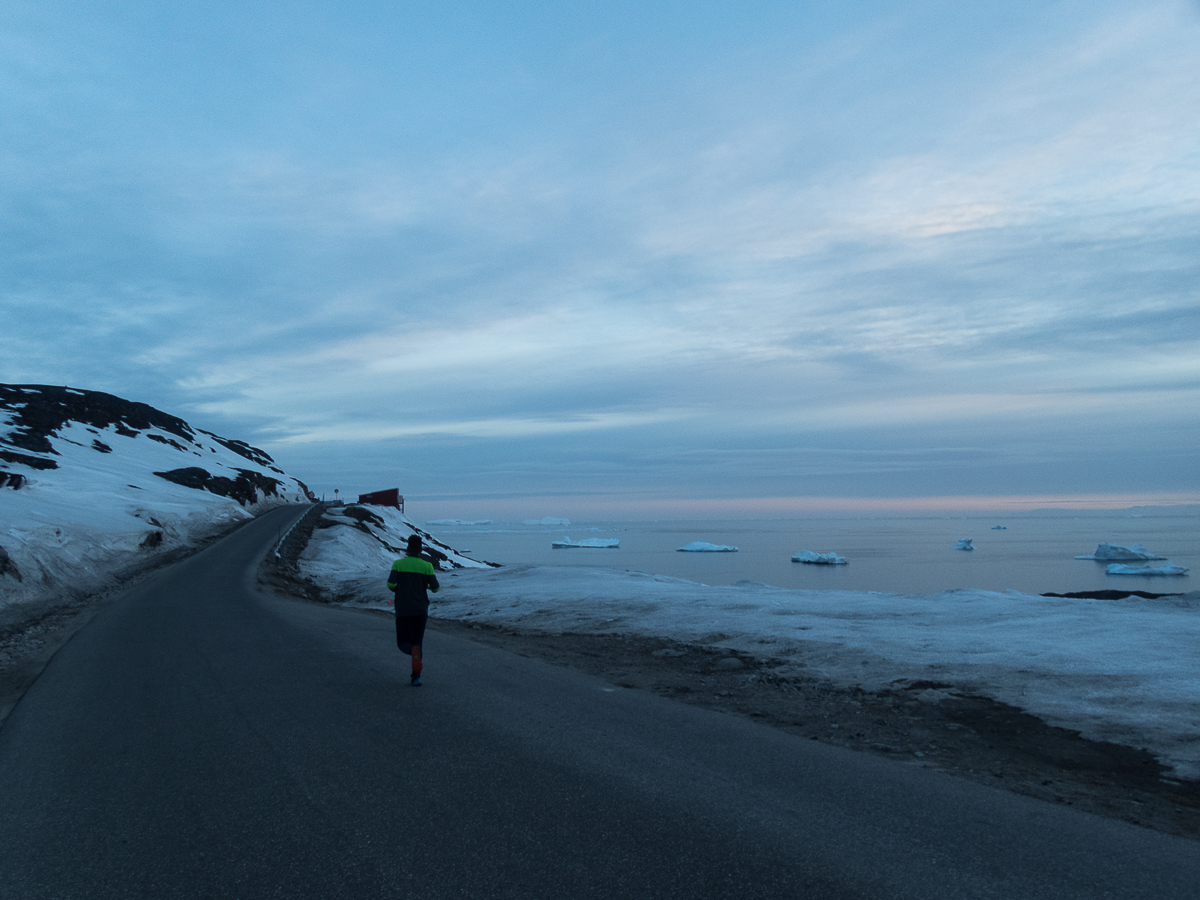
0, 504, 1196, 899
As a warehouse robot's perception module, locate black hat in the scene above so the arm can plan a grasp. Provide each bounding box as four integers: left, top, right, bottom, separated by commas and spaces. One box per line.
406, 534, 423, 554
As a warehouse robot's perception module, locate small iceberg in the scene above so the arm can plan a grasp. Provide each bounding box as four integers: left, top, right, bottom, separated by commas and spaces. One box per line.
677, 542, 738, 552
426, 519, 491, 526
1106, 562, 1189, 576
1075, 542, 1165, 561
552, 536, 619, 549
527, 517, 570, 526
991, 525, 1007, 530
792, 550, 848, 565
954, 539, 974, 551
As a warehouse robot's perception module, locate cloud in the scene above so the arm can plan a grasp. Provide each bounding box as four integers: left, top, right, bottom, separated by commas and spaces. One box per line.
270, 409, 696, 445
2, 2, 1199, 511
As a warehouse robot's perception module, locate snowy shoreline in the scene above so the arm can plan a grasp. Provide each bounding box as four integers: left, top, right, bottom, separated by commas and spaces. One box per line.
417, 565, 1200, 780
294, 501, 1200, 780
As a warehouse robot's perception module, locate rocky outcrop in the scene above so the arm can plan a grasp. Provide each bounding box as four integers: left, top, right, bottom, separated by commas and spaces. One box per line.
0, 384, 197, 455
0, 385, 295, 484
1, 472, 28, 489
0, 450, 57, 471
153, 467, 284, 507
0, 545, 21, 582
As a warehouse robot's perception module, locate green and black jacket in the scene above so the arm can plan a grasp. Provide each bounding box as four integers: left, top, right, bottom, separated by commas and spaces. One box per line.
387, 554, 440, 615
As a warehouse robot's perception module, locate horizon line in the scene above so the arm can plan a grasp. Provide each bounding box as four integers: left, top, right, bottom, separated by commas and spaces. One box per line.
399, 492, 1200, 520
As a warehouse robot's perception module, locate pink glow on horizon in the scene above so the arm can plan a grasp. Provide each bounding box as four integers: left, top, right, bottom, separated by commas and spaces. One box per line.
408, 493, 1200, 522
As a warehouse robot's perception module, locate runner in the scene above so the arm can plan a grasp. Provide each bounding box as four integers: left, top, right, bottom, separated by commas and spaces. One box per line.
386, 534, 440, 686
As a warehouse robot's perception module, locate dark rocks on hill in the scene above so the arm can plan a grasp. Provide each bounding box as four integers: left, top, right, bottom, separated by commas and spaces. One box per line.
154, 466, 283, 507
0, 385, 282, 473
1, 472, 28, 489
0, 545, 21, 581
198, 430, 277, 468
0, 384, 196, 454
2, 382, 312, 508
153, 467, 212, 490
340, 506, 386, 528
145, 434, 187, 452
139, 531, 164, 549
0, 449, 57, 471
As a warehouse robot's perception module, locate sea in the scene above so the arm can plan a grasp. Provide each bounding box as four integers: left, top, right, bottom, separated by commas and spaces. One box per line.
426, 512, 1200, 596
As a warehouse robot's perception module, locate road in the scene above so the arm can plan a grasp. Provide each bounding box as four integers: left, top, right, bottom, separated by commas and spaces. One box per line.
1, 504, 1197, 899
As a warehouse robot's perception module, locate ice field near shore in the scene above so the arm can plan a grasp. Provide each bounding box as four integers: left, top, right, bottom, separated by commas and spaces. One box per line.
299, 510, 1200, 780
434, 565, 1200, 779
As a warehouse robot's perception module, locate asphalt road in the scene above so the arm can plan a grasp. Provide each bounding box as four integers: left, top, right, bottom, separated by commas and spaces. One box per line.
1, 504, 1197, 899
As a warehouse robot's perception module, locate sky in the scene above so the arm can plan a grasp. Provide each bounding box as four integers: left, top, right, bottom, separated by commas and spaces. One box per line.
3, 0, 1199, 519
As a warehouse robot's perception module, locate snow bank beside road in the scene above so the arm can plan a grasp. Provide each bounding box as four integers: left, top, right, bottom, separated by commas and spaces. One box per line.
425, 565, 1200, 780
298, 504, 492, 604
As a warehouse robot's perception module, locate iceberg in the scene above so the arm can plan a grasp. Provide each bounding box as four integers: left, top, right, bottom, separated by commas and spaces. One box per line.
426, 519, 491, 526
552, 536, 619, 549
953, 539, 974, 551
792, 550, 848, 565
677, 541, 738, 552
1075, 543, 1165, 561
526, 517, 570, 526
1106, 562, 1189, 576
991, 525, 1007, 530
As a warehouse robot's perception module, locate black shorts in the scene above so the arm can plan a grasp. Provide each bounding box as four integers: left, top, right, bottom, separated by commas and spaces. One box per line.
395, 614, 428, 652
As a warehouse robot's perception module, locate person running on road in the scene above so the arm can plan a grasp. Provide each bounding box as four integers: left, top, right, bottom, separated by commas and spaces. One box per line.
386, 534, 440, 686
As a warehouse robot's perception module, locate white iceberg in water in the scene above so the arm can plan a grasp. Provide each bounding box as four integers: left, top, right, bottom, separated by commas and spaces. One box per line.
677, 541, 738, 552
953, 539, 974, 551
526, 517, 570, 526
792, 550, 848, 565
426, 519, 491, 526
1075, 542, 1165, 561
1106, 562, 1189, 576
552, 536, 619, 549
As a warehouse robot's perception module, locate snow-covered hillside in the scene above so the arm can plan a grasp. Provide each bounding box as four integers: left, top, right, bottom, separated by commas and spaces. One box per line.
0, 384, 311, 610
299, 504, 494, 605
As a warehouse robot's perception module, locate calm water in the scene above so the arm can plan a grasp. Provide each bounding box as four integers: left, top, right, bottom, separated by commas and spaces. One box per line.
428, 514, 1200, 595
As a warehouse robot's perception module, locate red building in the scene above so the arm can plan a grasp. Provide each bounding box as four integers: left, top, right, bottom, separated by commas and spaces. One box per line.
357, 488, 403, 511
